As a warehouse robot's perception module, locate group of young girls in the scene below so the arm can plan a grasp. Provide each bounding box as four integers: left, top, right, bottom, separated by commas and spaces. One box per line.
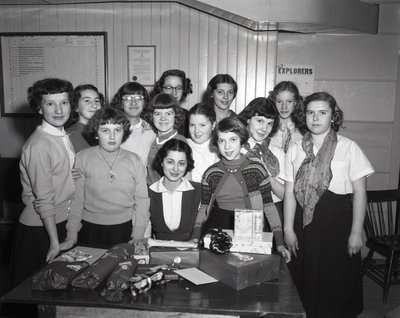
11, 69, 374, 318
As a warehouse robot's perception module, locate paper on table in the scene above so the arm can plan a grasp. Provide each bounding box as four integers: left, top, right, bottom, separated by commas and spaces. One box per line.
174, 268, 218, 285
147, 238, 197, 249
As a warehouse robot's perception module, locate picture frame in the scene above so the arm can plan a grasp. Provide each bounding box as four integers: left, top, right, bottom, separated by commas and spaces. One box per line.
127, 45, 156, 86
0, 32, 107, 117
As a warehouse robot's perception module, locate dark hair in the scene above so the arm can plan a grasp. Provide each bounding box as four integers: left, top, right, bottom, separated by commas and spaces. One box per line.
269, 81, 307, 134
110, 81, 150, 110
67, 84, 105, 124
207, 74, 238, 98
303, 92, 344, 132
188, 103, 216, 124
83, 107, 131, 145
154, 69, 193, 101
27, 78, 73, 113
143, 93, 185, 131
237, 97, 280, 137
153, 139, 195, 176
212, 117, 249, 148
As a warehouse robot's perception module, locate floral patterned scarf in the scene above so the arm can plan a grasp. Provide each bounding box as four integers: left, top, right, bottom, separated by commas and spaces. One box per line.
244, 138, 280, 177
293, 129, 337, 227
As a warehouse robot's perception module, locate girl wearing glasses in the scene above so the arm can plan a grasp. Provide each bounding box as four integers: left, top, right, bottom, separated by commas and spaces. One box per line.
143, 93, 187, 185
154, 69, 193, 137
66, 84, 104, 153
207, 74, 238, 123
111, 81, 155, 166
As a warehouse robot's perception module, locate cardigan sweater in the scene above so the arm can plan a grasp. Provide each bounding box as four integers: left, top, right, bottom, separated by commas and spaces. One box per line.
19, 127, 75, 226
191, 157, 284, 247
149, 180, 201, 241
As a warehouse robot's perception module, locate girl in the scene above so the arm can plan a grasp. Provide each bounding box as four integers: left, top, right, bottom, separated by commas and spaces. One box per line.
11, 78, 74, 287
66, 84, 104, 153
61, 107, 149, 250
191, 117, 290, 261
207, 74, 238, 123
111, 81, 155, 166
238, 97, 285, 213
143, 93, 187, 185
154, 69, 193, 137
283, 92, 374, 318
149, 139, 201, 241
187, 103, 219, 183
269, 81, 306, 152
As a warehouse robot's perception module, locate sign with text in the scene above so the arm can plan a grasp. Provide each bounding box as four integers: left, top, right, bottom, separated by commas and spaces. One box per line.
276, 64, 314, 96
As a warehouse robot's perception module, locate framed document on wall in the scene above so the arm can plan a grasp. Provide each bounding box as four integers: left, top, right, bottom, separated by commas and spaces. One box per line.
0, 32, 107, 117
128, 46, 156, 86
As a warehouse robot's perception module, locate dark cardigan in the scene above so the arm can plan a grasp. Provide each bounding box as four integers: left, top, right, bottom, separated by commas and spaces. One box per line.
149, 180, 201, 241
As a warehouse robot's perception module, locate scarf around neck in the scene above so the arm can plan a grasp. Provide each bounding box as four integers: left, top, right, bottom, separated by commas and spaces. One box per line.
244, 138, 280, 177
293, 129, 338, 227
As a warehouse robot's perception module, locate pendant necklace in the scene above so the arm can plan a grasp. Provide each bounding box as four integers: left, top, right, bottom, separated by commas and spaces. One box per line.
98, 147, 120, 183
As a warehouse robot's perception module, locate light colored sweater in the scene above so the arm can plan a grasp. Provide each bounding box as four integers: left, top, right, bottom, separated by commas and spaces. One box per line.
19, 127, 75, 226
186, 139, 219, 183
66, 146, 150, 242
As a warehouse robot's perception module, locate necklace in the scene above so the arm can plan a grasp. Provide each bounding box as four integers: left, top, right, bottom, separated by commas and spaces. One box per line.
98, 147, 120, 183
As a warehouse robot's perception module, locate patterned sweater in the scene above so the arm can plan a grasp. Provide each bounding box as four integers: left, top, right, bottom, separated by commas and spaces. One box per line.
191, 157, 284, 247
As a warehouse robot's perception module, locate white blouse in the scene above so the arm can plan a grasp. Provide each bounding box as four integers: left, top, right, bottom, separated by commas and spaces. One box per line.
284, 134, 374, 194
187, 138, 219, 183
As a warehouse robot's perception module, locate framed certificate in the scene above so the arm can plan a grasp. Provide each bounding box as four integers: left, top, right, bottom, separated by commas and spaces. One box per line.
127, 45, 156, 86
0, 32, 107, 117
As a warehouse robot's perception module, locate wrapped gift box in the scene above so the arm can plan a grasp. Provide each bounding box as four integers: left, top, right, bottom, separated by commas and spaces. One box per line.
234, 209, 263, 238
203, 229, 272, 254
149, 247, 199, 269
199, 249, 280, 290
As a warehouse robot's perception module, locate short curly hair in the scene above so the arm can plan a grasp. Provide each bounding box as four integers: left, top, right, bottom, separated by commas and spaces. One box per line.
143, 93, 185, 132
269, 81, 307, 134
237, 97, 280, 137
212, 117, 249, 149
27, 78, 73, 113
303, 92, 344, 132
153, 138, 195, 177
154, 69, 193, 101
83, 107, 131, 146
110, 81, 150, 111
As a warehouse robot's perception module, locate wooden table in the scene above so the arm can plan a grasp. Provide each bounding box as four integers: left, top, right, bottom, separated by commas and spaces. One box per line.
0, 259, 305, 318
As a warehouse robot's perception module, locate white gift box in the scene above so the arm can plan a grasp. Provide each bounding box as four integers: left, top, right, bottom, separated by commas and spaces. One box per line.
203, 229, 273, 255
234, 209, 264, 238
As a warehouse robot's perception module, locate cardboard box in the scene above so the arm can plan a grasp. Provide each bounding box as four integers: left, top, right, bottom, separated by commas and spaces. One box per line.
199, 249, 280, 290
149, 247, 199, 269
203, 229, 272, 254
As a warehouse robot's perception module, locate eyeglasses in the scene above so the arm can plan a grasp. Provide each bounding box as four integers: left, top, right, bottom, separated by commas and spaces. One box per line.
162, 85, 183, 93
122, 95, 145, 103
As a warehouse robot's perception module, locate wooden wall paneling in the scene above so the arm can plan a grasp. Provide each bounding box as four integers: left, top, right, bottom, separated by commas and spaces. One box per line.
243, 31, 257, 113
141, 3, 152, 45
112, 3, 124, 94
159, 3, 171, 73
266, 30, 277, 93
21, 5, 40, 32
169, 4, 180, 68
207, 15, 218, 83
103, 3, 114, 100
85, 3, 95, 31
235, 27, 249, 113
226, 23, 239, 99
120, 2, 132, 86
7, 6, 22, 32
93, 2, 104, 32
389, 55, 400, 189
74, 3, 86, 31
217, 19, 229, 74
198, 12, 209, 104
55, 2, 68, 31
255, 32, 268, 99
187, 8, 200, 108
151, 2, 162, 82
131, 3, 142, 44
179, 6, 190, 74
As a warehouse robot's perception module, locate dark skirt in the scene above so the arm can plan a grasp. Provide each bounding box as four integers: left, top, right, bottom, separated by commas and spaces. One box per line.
10, 220, 67, 288
288, 191, 363, 318
78, 220, 132, 249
